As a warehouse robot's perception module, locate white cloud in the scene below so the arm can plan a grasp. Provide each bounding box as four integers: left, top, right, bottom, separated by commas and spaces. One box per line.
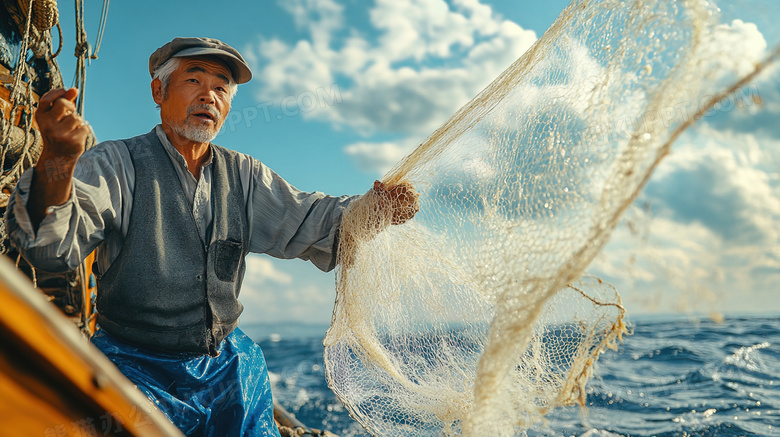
239, 280, 335, 325
592, 126, 780, 315
239, 257, 337, 324
697, 19, 767, 81
594, 213, 779, 315
245, 255, 293, 286
343, 139, 418, 174
248, 0, 537, 137
369, 0, 488, 61
644, 128, 780, 244
592, 215, 724, 311
276, 284, 334, 320
703, 62, 780, 139
279, 0, 344, 50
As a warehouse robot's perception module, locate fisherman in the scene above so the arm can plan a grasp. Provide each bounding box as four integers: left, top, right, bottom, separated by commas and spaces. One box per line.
5, 37, 418, 436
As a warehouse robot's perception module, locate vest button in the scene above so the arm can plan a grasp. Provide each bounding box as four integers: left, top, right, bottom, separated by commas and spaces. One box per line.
196, 275, 203, 280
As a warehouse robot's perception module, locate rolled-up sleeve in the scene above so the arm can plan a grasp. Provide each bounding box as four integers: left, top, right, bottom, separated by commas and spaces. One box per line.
245, 157, 355, 272
4, 143, 128, 273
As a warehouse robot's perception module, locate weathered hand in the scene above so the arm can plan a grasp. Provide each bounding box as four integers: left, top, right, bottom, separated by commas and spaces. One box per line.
373, 180, 420, 225
28, 88, 91, 230
35, 87, 90, 159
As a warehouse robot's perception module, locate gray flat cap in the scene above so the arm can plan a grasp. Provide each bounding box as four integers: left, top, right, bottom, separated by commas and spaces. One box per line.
149, 37, 252, 84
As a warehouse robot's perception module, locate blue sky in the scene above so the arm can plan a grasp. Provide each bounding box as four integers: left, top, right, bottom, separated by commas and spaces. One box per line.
54, 0, 779, 324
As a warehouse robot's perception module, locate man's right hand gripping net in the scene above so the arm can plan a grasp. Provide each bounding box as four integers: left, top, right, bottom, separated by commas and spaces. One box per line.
322, 1, 780, 435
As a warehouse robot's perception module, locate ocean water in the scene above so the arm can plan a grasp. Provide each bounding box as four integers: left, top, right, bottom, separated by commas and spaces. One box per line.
244, 315, 780, 436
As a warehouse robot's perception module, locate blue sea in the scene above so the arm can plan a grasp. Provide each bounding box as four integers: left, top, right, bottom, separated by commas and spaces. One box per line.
243, 315, 779, 437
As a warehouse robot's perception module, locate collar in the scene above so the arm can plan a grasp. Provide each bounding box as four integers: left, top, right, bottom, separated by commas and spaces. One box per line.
154, 124, 214, 171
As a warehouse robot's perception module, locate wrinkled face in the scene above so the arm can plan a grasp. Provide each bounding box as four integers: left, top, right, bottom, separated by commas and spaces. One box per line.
153, 56, 233, 144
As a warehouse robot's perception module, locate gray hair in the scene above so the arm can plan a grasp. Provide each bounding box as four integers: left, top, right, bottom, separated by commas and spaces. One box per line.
153, 57, 238, 101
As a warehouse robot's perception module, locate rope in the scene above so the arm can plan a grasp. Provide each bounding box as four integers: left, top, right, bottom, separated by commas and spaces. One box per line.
91, 0, 109, 60
72, 0, 110, 113
15, 253, 36, 288
73, 0, 88, 115
0, 0, 36, 176
52, 20, 62, 58
0, 0, 47, 271
8, 0, 34, 111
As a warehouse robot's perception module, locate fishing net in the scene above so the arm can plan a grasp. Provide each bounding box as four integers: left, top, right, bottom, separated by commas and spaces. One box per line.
324, 0, 779, 435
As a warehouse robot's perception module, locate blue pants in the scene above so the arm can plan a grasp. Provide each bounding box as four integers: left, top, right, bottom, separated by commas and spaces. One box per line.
91, 328, 281, 437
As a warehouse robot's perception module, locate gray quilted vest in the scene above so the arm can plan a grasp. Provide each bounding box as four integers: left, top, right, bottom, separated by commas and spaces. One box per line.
96, 130, 249, 357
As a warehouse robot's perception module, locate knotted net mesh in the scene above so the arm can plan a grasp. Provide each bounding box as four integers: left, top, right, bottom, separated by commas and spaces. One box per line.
324, 0, 779, 435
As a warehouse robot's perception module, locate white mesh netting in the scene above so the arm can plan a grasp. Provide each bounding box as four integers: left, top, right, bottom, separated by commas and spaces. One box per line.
323, 0, 779, 435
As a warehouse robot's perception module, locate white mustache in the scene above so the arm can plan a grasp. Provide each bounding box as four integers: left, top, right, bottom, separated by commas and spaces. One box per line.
187, 104, 221, 124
